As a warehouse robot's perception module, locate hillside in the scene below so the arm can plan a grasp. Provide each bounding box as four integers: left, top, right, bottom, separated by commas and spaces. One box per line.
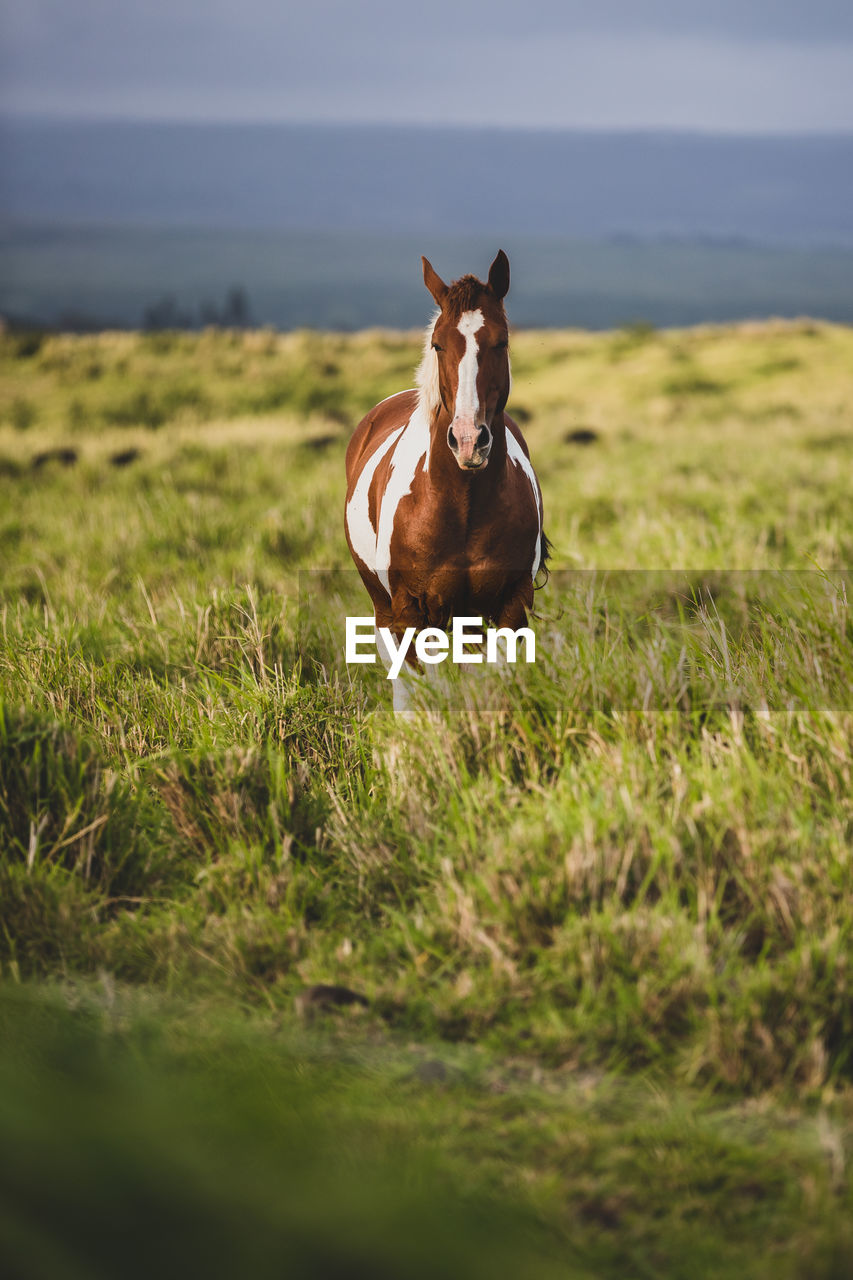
5, 226, 853, 331
4, 120, 853, 330
4, 121, 853, 242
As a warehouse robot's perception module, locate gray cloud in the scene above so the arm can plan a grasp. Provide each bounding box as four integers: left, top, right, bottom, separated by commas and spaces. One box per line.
2, 0, 852, 130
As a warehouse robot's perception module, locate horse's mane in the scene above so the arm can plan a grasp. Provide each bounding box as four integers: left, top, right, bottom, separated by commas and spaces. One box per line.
415, 308, 442, 419
443, 275, 490, 318
415, 276, 507, 420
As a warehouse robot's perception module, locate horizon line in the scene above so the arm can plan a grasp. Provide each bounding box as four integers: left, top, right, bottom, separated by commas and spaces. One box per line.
3, 110, 853, 142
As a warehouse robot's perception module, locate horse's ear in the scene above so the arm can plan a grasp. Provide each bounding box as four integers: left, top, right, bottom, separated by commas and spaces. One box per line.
422, 256, 448, 306
488, 249, 510, 300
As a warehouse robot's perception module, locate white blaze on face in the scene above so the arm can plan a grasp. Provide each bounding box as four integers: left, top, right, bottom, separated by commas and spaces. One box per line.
454, 309, 485, 420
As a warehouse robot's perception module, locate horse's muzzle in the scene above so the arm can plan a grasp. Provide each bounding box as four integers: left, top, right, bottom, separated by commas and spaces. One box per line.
447, 420, 492, 470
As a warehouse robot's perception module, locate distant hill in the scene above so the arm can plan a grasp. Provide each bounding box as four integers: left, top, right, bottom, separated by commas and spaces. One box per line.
2, 119, 853, 329
3, 225, 853, 332
2, 118, 853, 244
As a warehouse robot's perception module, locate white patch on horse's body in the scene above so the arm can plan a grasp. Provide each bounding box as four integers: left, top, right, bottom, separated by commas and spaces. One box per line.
345, 424, 405, 573
375, 403, 430, 592
454, 310, 485, 419
506, 430, 542, 579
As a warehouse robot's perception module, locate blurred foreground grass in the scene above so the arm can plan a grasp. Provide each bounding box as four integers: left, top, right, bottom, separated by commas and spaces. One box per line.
1, 982, 851, 1280
1, 320, 852, 1276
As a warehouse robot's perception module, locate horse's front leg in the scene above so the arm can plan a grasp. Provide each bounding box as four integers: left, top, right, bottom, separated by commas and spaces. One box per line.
375, 590, 427, 717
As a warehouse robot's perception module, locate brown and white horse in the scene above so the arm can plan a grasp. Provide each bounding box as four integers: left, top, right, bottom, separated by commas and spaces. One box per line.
345, 250, 547, 712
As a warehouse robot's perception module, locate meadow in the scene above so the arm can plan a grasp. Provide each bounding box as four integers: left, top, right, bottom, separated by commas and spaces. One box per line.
1, 318, 852, 1277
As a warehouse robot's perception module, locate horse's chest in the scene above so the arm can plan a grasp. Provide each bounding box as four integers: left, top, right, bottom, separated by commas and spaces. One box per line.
389, 486, 535, 582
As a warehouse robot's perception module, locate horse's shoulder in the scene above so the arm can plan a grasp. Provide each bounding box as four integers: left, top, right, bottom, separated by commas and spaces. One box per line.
346, 390, 418, 484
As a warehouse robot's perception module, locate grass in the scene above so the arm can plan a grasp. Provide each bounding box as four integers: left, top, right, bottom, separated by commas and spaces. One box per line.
2, 981, 851, 1280
1, 319, 852, 1276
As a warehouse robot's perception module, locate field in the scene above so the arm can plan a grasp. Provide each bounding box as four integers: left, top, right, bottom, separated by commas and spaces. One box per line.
1, 319, 852, 1277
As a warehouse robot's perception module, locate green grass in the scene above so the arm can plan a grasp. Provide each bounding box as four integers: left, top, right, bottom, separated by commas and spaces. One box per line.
2, 982, 851, 1280
1, 320, 852, 1276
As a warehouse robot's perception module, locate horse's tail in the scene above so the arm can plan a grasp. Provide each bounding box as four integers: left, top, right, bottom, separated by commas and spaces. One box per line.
534, 530, 553, 591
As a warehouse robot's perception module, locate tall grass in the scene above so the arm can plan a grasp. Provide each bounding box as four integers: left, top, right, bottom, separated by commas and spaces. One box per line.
1, 321, 852, 1276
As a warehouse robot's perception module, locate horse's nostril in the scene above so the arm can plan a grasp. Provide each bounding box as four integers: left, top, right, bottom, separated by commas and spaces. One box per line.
447, 425, 458, 451
477, 424, 492, 451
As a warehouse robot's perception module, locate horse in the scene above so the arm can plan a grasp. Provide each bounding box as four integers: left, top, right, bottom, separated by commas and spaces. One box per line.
345, 250, 548, 713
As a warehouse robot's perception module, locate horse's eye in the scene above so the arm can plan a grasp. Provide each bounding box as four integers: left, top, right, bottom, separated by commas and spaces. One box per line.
494, 340, 508, 351
431, 342, 443, 353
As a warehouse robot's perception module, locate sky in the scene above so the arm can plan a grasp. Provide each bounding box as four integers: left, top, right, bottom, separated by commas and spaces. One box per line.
2, 0, 853, 133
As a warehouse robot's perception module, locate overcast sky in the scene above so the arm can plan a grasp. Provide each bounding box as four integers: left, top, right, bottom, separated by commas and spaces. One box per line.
2, 0, 853, 133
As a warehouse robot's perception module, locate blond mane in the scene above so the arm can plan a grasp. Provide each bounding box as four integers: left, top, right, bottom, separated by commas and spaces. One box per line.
415, 309, 441, 419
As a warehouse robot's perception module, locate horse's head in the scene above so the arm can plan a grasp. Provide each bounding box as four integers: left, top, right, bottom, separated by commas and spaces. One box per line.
420, 250, 511, 472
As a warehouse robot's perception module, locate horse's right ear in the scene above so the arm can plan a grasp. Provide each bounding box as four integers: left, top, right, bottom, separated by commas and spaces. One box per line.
422, 257, 448, 306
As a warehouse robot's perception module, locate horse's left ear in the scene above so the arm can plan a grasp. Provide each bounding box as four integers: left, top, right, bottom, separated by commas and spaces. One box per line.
488, 250, 510, 300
